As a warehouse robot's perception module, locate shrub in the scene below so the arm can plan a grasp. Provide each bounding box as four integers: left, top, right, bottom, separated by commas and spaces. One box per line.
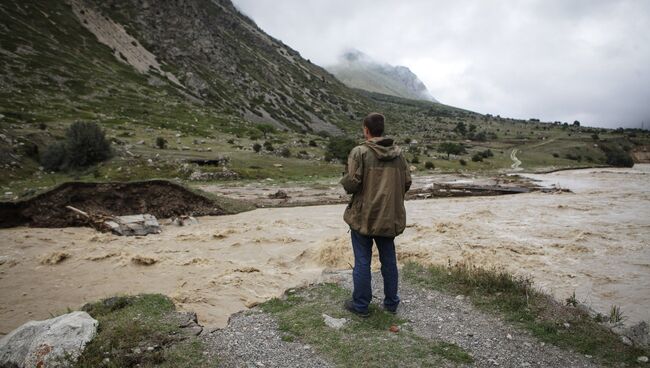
411, 155, 420, 164
280, 147, 291, 158
256, 124, 276, 139
227, 139, 235, 144
599, 143, 634, 167
480, 149, 494, 158
326, 136, 357, 162
41, 122, 112, 171
155, 137, 167, 149
263, 141, 274, 151
404, 137, 412, 144
64, 122, 112, 168
41, 142, 67, 171
252, 143, 262, 153
552, 153, 559, 158
38, 122, 47, 130
459, 159, 467, 166
425, 161, 435, 170
308, 140, 318, 147
471, 153, 483, 162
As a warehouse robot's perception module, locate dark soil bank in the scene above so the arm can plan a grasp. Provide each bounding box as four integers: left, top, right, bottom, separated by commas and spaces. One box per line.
0, 180, 224, 228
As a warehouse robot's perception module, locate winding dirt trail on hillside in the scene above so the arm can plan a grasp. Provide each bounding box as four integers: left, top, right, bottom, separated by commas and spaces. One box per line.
1, 166, 649, 335
510, 148, 522, 170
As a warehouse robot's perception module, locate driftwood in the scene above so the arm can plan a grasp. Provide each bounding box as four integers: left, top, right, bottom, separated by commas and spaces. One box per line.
65, 206, 114, 232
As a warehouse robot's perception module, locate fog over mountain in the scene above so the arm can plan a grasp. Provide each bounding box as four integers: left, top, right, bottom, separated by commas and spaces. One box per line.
327, 49, 438, 102
233, 0, 650, 129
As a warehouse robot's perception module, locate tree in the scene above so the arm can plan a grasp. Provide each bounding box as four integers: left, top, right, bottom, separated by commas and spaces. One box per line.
438, 142, 465, 159
573, 120, 581, 127
256, 124, 276, 139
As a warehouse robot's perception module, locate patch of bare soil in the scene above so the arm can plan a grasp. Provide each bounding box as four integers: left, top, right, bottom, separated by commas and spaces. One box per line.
0, 180, 224, 228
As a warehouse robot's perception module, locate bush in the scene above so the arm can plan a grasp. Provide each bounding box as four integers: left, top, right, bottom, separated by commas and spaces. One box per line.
252, 143, 262, 153
41, 122, 112, 171
280, 147, 291, 158
155, 137, 167, 149
308, 140, 318, 147
411, 155, 420, 164
326, 136, 357, 162
471, 153, 483, 162
459, 159, 467, 166
263, 141, 274, 151
480, 149, 494, 158
256, 124, 276, 139
425, 161, 435, 170
41, 142, 67, 171
600, 143, 634, 167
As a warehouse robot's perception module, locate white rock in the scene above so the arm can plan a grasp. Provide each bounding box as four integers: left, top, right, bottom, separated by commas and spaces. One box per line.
638, 356, 649, 363
322, 314, 347, 329
105, 214, 161, 236
506, 334, 513, 340
0, 311, 98, 368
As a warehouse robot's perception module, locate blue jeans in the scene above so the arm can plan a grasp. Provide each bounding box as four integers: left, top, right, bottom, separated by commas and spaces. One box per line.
350, 230, 400, 313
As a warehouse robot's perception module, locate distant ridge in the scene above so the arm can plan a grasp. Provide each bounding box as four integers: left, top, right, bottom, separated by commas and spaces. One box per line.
327, 49, 438, 103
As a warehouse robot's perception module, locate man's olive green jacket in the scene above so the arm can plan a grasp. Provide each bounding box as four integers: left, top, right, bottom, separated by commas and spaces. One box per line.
340, 137, 411, 237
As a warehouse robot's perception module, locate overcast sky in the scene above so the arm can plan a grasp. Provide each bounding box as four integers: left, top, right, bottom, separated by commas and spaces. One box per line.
232, 0, 650, 129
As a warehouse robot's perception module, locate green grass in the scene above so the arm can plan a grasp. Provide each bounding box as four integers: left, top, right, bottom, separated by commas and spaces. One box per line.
403, 262, 649, 367
72, 294, 215, 368
260, 283, 473, 367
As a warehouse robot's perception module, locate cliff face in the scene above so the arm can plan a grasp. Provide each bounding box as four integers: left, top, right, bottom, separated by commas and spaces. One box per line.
0, 0, 369, 133
327, 49, 438, 103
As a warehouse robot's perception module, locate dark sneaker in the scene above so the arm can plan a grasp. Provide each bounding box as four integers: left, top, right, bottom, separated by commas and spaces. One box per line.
344, 300, 369, 318
382, 304, 398, 315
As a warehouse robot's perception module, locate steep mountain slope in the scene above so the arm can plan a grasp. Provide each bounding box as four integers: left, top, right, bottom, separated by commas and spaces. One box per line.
0, 0, 367, 134
327, 49, 437, 103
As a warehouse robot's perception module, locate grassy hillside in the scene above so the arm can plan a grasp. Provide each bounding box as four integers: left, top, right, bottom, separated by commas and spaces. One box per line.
1, 1, 648, 201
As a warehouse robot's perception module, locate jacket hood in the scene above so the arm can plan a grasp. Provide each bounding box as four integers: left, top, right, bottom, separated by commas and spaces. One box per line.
363, 137, 401, 161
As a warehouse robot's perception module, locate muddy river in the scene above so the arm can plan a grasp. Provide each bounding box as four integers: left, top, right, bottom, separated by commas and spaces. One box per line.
0, 165, 648, 335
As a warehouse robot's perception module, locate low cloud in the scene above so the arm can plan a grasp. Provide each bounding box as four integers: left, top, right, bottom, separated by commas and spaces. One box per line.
233, 0, 650, 128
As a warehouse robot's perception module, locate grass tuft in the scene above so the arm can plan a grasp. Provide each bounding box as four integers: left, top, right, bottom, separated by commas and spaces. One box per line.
73, 294, 215, 368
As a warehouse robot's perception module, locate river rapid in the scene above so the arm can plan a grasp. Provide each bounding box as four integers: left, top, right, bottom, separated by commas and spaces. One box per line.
0, 165, 648, 335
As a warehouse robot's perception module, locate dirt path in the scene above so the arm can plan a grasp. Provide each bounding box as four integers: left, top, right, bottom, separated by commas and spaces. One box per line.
510, 148, 522, 170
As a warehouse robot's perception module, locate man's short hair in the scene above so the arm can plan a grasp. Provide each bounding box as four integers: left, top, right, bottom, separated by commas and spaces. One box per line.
363, 113, 385, 137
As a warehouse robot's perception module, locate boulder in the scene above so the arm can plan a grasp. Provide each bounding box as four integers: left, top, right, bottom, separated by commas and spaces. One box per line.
0, 311, 98, 368
105, 214, 161, 236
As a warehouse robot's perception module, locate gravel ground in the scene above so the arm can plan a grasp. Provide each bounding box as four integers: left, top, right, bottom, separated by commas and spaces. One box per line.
204, 270, 601, 367
203, 311, 333, 368
336, 271, 600, 368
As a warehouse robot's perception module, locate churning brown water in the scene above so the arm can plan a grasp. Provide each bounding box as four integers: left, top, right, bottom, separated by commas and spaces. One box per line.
0, 165, 648, 335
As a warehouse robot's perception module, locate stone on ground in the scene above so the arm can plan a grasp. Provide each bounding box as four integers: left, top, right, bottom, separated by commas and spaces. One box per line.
0, 311, 98, 368
322, 314, 347, 329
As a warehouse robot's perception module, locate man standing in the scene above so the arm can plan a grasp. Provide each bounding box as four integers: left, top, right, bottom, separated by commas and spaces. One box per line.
340, 112, 411, 317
